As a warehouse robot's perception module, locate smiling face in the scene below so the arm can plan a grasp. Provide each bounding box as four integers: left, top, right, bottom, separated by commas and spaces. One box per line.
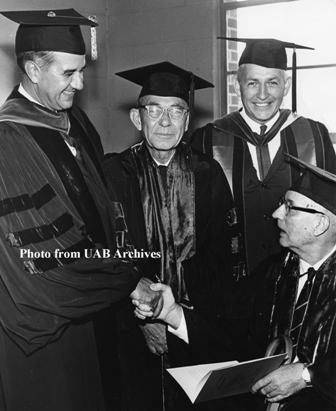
234, 64, 291, 124
130, 95, 189, 163
32, 52, 86, 111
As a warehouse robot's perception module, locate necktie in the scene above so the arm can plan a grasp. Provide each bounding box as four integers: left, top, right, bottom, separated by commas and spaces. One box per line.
66, 131, 83, 162
290, 267, 316, 357
158, 165, 168, 195
255, 125, 271, 181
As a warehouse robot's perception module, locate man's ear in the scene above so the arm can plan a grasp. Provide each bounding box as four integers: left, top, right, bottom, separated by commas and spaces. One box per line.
184, 112, 190, 132
130, 108, 142, 131
233, 76, 241, 97
24, 61, 40, 84
283, 76, 292, 97
314, 214, 330, 237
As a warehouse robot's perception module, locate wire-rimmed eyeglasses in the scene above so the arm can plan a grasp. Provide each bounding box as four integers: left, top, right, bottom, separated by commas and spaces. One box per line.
139, 105, 189, 121
279, 197, 325, 216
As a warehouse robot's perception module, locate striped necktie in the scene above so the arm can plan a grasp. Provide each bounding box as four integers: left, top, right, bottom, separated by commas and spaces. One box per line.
290, 267, 316, 357
255, 125, 271, 180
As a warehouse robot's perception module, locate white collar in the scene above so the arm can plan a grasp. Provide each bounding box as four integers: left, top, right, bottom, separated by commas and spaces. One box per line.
152, 150, 175, 167
240, 108, 280, 134
18, 84, 44, 107
300, 244, 336, 273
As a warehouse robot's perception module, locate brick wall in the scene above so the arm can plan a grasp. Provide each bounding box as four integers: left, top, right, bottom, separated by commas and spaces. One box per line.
0, 0, 224, 153
226, 8, 239, 113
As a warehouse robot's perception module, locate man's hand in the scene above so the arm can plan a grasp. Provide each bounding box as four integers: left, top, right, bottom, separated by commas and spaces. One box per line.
133, 283, 183, 328
251, 363, 307, 402
140, 322, 168, 356
130, 277, 163, 318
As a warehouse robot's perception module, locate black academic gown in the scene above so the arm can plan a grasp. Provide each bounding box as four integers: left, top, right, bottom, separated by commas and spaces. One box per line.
0, 87, 140, 411
167, 250, 336, 411
103, 142, 236, 411
192, 111, 336, 274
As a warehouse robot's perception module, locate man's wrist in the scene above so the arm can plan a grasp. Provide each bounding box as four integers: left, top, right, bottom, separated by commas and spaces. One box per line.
167, 308, 189, 344
166, 304, 183, 329
301, 363, 312, 387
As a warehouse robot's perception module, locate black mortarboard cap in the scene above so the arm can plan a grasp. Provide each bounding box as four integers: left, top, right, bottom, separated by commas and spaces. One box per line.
0, 9, 98, 58
218, 37, 314, 112
285, 154, 336, 215
115, 61, 214, 105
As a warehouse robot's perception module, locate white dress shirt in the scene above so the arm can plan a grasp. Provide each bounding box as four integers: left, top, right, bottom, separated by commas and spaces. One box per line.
297, 244, 336, 300
152, 151, 175, 167
18, 84, 77, 157
18, 83, 42, 106
240, 108, 297, 179
170, 245, 336, 346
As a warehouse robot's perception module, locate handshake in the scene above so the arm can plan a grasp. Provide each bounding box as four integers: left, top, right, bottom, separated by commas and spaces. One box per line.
130, 277, 183, 329
130, 277, 163, 318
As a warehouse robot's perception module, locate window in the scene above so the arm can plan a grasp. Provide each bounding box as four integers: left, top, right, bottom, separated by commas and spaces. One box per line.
219, 0, 336, 143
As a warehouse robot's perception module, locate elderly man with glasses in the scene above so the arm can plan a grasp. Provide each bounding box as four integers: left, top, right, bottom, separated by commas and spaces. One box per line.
103, 61, 240, 411
134, 155, 336, 411
249, 156, 336, 411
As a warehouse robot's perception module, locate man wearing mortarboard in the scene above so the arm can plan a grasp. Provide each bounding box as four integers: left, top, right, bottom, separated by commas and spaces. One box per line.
191, 38, 336, 276
134, 154, 336, 411
103, 61, 241, 411
248, 155, 336, 410
0, 9, 162, 411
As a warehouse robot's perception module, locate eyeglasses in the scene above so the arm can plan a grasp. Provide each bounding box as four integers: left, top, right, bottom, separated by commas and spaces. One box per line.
139, 105, 189, 121
279, 197, 325, 216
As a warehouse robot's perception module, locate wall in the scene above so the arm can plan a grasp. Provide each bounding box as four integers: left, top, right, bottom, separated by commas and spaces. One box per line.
0, 0, 220, 153
107, 0, 220, 153
0, 0, 108, 146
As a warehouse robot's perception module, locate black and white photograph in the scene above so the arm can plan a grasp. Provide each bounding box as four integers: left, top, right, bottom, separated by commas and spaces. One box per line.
0, 1, 335, 410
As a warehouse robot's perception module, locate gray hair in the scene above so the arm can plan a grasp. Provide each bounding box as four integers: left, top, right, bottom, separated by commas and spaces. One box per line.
17, 51, 55, 74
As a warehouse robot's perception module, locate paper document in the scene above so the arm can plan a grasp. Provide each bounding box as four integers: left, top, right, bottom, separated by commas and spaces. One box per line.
167, 353, 287, 403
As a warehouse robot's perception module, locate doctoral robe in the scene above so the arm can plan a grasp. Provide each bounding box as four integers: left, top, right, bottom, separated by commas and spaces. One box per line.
0, 87, 139, 411
192, 111, 336, 274
103, 141, 239, 411
167, 250, 336, 411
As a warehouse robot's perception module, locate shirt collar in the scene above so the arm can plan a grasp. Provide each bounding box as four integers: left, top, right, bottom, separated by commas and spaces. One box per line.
152, 151, 175, 167
18, 84, 44, 107
300, 244, 336, 273
240, 108, 280, 134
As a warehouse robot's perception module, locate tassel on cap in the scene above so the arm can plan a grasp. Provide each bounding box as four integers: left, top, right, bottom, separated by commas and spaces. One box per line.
0, 9, 98, 59
88, 15, 98, 60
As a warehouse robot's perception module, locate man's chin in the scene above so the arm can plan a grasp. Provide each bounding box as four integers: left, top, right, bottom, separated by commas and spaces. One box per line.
249, 108, 277, 123
147, 143, 177, 152
278, 236, 288, 248
59, 101, 74, 110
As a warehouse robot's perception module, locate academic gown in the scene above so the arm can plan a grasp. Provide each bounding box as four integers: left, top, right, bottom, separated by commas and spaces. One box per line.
103, 142, 237, 411
256, 251, 336, 411
0, 87, 140, 411
191, 111, 336, 274
167, 251, 336, 411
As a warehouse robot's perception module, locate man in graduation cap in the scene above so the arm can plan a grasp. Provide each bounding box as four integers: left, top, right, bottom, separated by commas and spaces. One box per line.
191, 38, 336, 276
135, 154, 336, 411
0, 9, 162, 411
103, 61, 240, 411
248, 155, 336, 411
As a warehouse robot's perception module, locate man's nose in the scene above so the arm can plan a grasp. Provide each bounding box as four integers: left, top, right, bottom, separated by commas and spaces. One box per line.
257, 83, 268, 100
71, 72, 84, 90
158, 109, 172, 126
272, 203, 285, 220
